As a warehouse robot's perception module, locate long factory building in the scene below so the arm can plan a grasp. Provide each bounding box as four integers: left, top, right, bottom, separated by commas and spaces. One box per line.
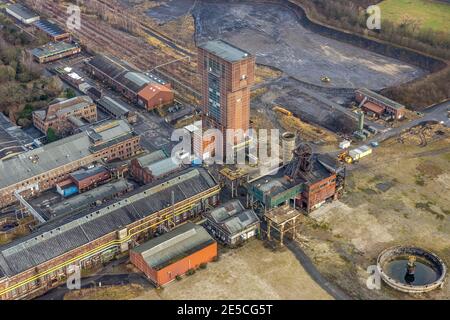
0, 167, 220, 300
0, 120, 141, 209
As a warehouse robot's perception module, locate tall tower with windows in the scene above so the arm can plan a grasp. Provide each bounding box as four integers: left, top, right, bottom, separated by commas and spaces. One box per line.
198, 40, 255, 140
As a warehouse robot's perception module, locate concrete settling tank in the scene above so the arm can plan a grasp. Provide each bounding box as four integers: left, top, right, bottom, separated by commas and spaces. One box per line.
377, 246, 447, 293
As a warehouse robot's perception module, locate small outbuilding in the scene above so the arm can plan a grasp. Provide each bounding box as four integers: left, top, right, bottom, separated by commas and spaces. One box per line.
204, 200, 260, 246
130, 222, 217, 286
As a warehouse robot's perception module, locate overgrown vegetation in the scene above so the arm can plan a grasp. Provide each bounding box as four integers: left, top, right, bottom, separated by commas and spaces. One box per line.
0, 14, 63, 126
295, 0, 450, 108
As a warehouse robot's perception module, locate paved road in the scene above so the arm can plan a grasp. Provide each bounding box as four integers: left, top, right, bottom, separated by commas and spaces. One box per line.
37, 257, 152, 300
285, 239, 351, 300
367, 99, 450, 145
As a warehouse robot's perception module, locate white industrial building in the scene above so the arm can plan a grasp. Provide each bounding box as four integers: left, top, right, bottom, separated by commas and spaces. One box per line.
5, 3, 40, 24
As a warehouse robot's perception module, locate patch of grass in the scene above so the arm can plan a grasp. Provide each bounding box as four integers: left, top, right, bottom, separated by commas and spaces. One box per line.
415, 202, 445, 220
379, 0, 450, 33
415, 174, 425, 186
64, 284, 144, 300
416, 162, 444, 178
361, 188, 378, 195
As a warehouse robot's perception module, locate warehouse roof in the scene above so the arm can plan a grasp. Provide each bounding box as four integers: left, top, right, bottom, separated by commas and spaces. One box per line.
0, 168, 218, 277
363, 101, 384, 114
147, 157, 182, 179
357, 88, 405, 111
135, 150, 167, 167
0, 120, 134, 190
46, 179, 133, 220
70, 166, 108, 183
131, 222, 215, 270
34, 19, 68, 38
208, 199, 245, 223
97, 96, 130, 118
207, 200, 259, 236
199, 40, 252, 62
32, 42, 79, 59
0, 113, 32, 160
6, 3, 39, 21
87, 55, 166, 94
87, 55, 129, 79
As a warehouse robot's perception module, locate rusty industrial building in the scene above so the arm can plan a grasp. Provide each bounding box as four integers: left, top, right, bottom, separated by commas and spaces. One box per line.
0, 168, 220, 300
198, 40, 255, 151
248, 145, 345, 214
0, 120, 141, 209
32, 96, 98, 136
84, 55, 174, 110
356, 88, 406, 120
130, 222, 217, 286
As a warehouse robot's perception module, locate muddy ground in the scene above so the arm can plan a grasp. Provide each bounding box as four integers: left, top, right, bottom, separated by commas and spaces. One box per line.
146, 0, 425, 90
298, 128, 450, 299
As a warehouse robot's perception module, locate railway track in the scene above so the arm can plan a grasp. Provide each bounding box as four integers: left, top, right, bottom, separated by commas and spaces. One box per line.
94, 0, 195, 58
28, 0, 201, 98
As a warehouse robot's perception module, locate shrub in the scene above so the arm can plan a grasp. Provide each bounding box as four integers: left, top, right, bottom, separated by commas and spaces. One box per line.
186, 268, 196, 276
199, 263, 207, 269
175, 275, 182, 281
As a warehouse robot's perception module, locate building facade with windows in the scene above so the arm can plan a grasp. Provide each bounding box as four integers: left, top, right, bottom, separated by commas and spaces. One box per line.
33, 96, 97, 136
197, 40, 255, 152
0, 120, 141, 209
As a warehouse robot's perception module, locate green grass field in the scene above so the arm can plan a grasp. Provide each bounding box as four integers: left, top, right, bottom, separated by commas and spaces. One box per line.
379, 0, 450, 33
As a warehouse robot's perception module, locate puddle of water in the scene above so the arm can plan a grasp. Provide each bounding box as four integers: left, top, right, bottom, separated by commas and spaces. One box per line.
384, 258, 439, 286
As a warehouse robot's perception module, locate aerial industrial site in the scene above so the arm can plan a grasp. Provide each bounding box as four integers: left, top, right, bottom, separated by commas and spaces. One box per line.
0, 0, 448, 303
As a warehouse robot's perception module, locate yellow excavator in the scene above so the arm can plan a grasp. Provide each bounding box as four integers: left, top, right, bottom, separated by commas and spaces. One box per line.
338, 151, 353, 164
321, 76, 331, 83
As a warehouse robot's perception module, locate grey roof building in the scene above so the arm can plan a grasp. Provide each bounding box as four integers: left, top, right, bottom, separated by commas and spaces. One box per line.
85, 55, 166, 95
96, 96, 131, 119
5, 3, 40, 24
0, 120, 134, 190
0, 113, 34, 160
42, 179, 134, 220
204, 200, 260, 246
131, 222, 215, 271
0, 167, 218, 278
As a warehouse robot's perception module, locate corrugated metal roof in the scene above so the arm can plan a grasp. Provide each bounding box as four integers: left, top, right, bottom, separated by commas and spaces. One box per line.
357, 88, 405, 110
147, 158, 182, 178
6, 4, 39, 20
136, 150, 167, 167
209, 199, 244, 223
97, 96, 130, 118
70, 166, 108, 182
0, 168, 218, 277
47, 179, 133, 218
132, 222, 215, 270
34, 19, 67, 37
207, 200, 259, 236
